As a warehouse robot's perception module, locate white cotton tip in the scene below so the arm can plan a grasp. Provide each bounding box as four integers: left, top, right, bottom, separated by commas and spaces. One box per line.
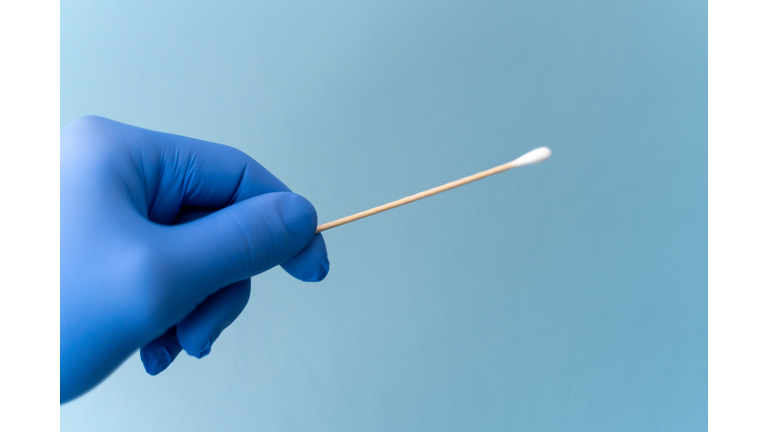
509, 147, 552, 168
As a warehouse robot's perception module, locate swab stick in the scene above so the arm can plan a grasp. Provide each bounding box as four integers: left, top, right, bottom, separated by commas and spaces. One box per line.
316, 147, 551, 233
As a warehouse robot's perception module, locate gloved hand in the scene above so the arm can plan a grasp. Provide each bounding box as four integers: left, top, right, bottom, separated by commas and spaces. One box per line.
61, 116, 329, 403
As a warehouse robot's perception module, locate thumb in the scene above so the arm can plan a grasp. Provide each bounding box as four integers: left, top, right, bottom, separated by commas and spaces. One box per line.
155, 191, 317, 308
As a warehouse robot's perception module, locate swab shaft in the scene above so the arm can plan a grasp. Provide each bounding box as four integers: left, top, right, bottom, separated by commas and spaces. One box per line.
315, 160, 515, 233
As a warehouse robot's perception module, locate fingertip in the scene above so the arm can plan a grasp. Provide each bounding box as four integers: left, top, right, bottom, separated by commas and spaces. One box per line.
281, 233, 330, 282
141, 346, 172, 376
188, 340, 212, 359
196, 346, 212, 359
177, 316, 221, 359
317, 255, 330, 282
140, 327, 182, 376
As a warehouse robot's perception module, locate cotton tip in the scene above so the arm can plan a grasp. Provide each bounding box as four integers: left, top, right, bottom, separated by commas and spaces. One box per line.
509, 147, 552, 168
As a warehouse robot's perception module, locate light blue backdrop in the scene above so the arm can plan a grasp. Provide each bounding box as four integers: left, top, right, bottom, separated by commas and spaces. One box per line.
61, 0, 707, 430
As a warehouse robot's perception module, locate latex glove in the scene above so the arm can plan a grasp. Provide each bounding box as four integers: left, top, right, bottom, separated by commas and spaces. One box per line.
61, 116, 329, 403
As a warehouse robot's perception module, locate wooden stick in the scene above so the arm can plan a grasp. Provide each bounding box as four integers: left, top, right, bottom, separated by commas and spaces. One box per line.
316, 147, 551, 233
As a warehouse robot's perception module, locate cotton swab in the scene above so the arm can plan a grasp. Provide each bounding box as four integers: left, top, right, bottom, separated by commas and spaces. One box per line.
315, 146, 552, 233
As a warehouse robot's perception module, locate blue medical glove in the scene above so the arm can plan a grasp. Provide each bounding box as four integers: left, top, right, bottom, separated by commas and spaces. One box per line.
61, 116, 329, 403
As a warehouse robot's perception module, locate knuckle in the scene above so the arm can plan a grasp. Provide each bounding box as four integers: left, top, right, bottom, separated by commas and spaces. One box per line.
61, 115, 110, 141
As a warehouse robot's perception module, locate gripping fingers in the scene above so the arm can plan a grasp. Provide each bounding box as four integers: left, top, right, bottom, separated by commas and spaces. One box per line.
139, 279, 250, 374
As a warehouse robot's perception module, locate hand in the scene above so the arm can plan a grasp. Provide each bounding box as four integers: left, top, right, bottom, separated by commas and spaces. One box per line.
60, 116, 329, 403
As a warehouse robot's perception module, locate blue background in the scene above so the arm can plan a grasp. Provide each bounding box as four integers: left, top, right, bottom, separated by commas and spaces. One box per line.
61, 0, 707, 430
